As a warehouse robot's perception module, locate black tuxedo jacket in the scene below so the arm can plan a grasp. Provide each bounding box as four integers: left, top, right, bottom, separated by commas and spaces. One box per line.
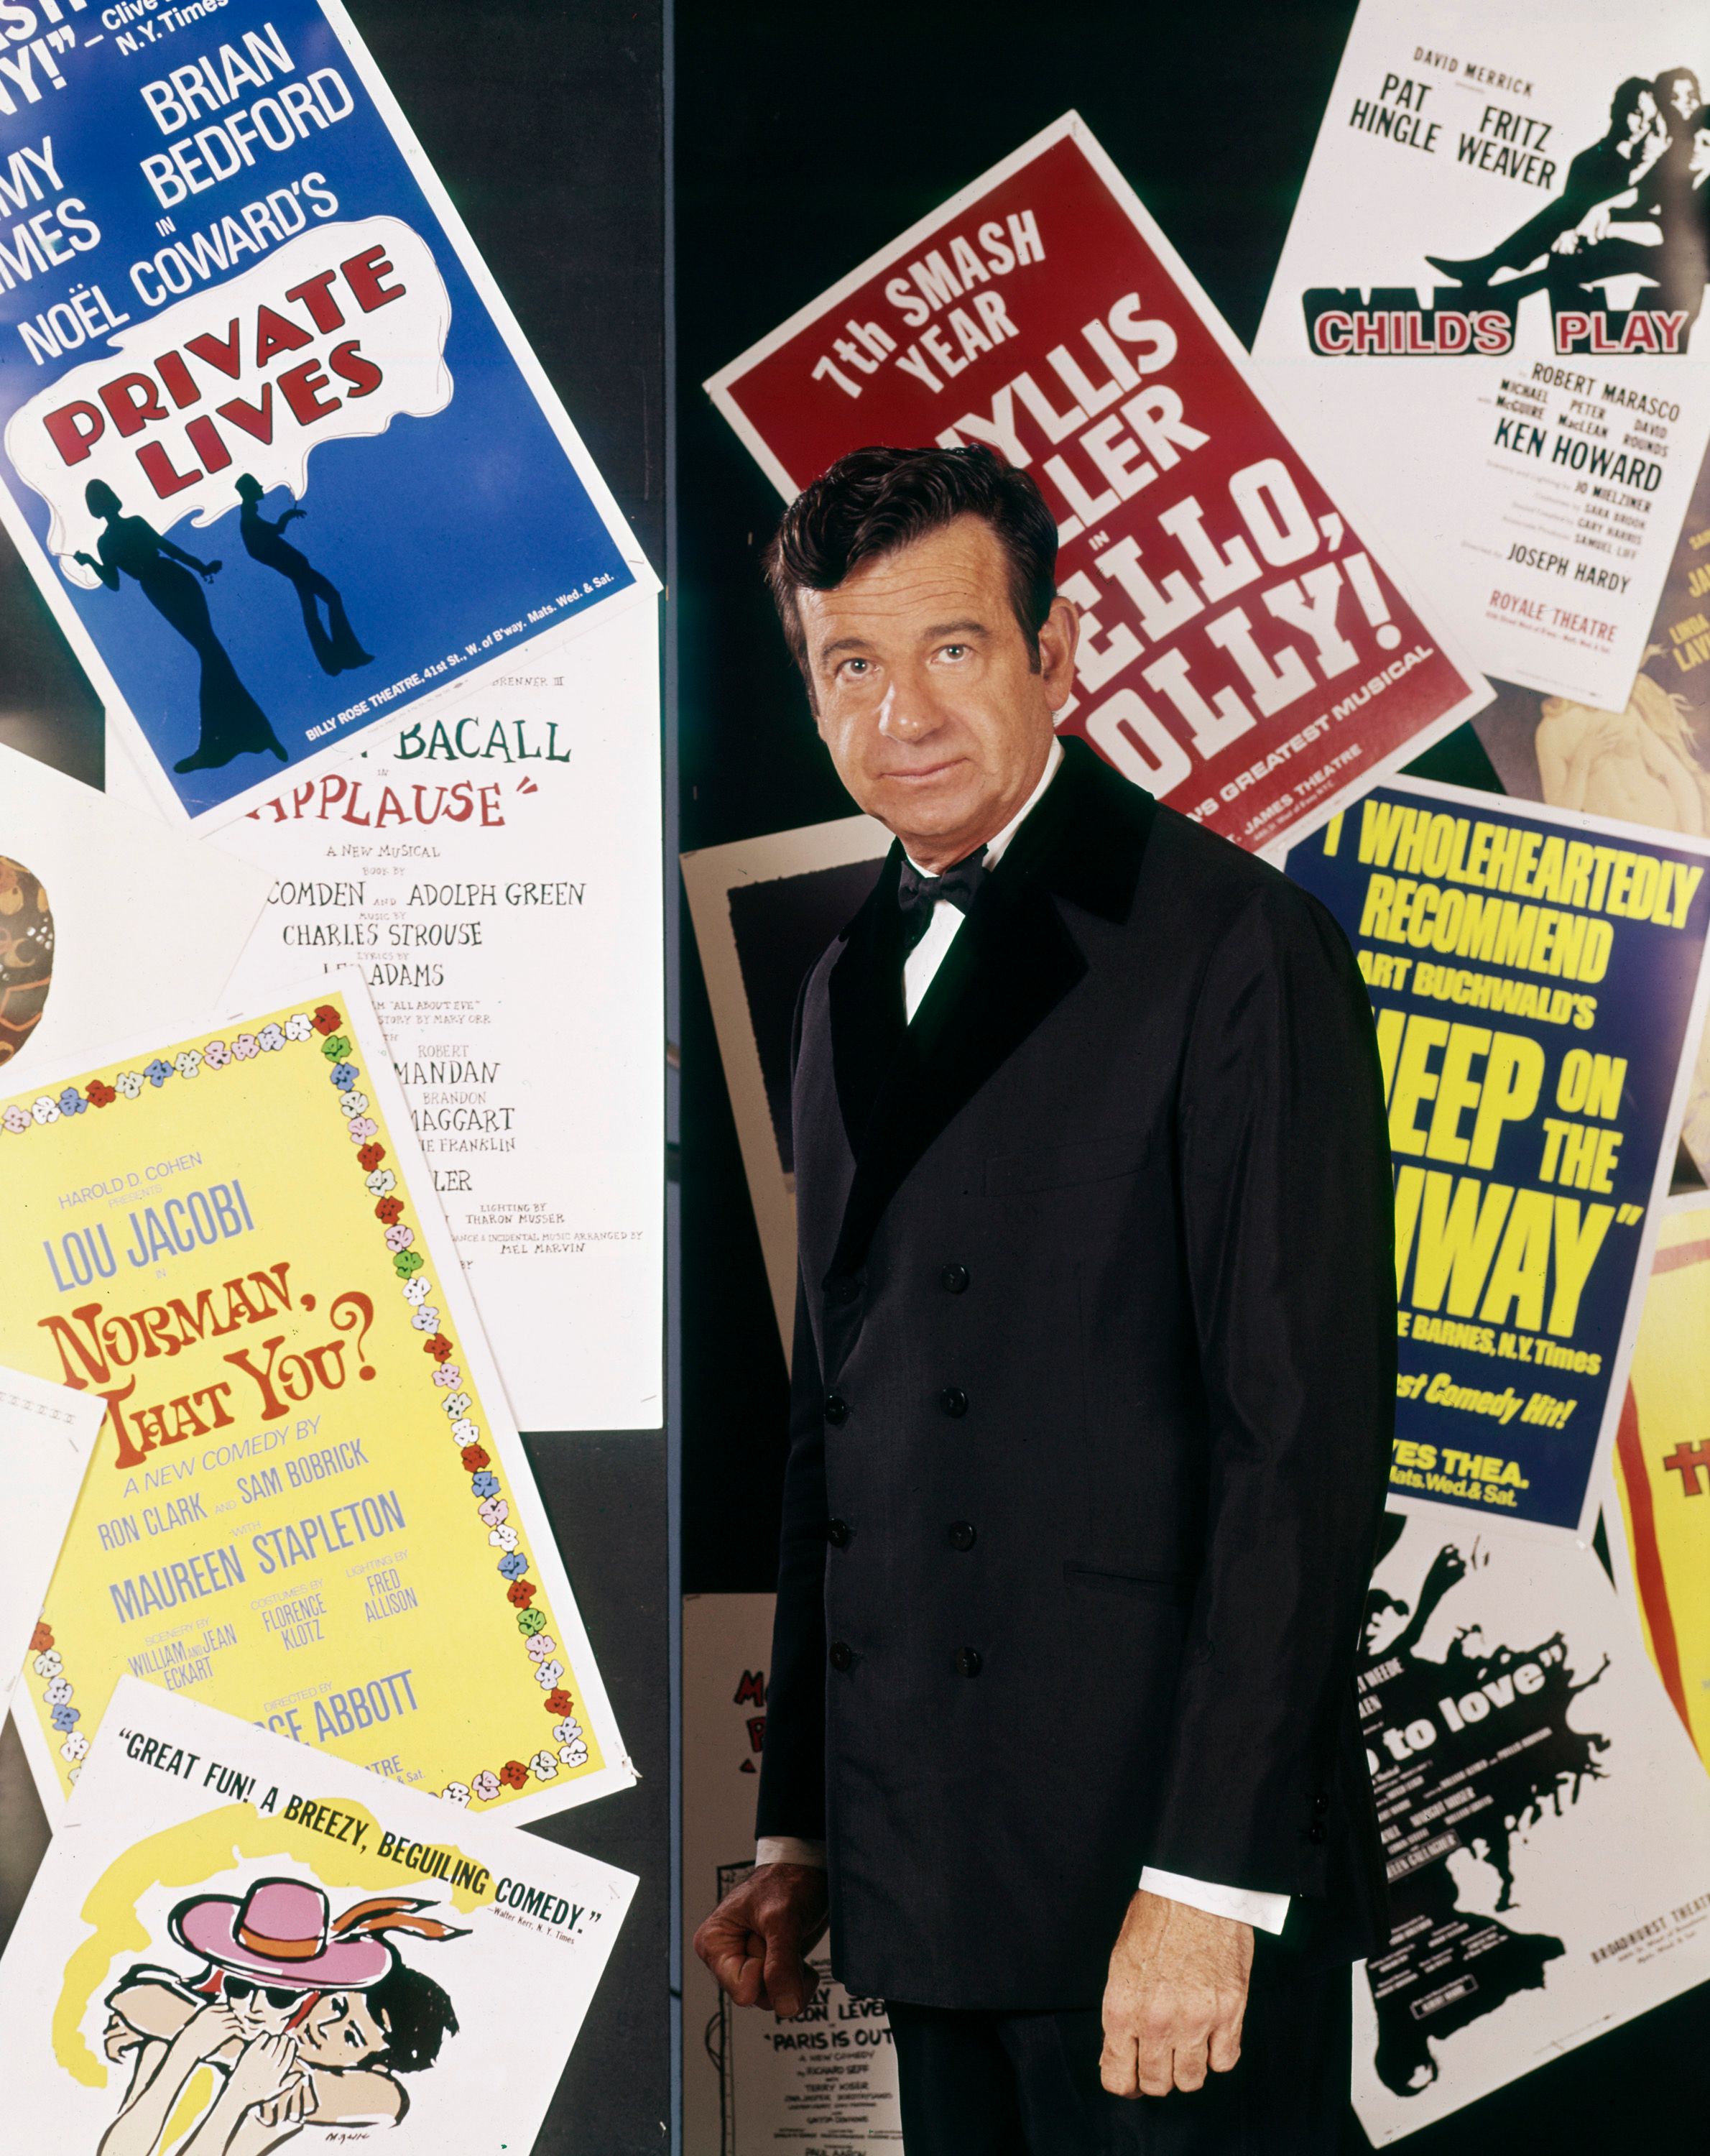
757, 740, 1395, 2010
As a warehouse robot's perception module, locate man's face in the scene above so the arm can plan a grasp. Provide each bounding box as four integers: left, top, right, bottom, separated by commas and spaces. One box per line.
797, 515, 1078, 872
1629, 92, 1659, 141
1667, 76, 1699, 123
299, 1989, 388, 2067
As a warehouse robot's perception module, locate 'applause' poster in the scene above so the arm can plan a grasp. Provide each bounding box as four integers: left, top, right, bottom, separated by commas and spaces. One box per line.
220, 605, 665, 1432
1285, 776, 1710, 1537
0, 1678, 635, 2152
706, 113, 1489, 859
1351, 1513, 1710, 2140
1254, 0, 1710, 712
0, 973, 630, 1824
0, 0, 655, 831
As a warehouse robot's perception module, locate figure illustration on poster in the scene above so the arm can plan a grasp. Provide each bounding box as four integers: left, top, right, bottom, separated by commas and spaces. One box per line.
1359, 1525, 1609, 2098
235, 476, 373, 677
98, 1878, 462, 2154
74, 481, 285, 776
1418, 66, 1709, 338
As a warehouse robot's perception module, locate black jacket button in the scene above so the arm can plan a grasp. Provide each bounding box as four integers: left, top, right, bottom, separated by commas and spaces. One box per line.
826, 1273, 859, 1305
1307, 1823, 1326, 1844
947, 1521, 976, 1551
828, 1641, 854, 1672
824, 1393, 849, 1425
955, 1646, 982, 1677
827, 1518, 851, 1548
939, 1386, 969, 1418
940, 1264, 969, 1294
1312, 1792, 1330, 1815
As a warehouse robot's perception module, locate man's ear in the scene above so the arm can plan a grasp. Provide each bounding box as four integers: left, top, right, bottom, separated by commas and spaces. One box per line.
1038, 593, 1080, 710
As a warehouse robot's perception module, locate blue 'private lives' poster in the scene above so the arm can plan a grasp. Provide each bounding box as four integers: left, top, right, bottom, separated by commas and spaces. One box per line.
1286, 777, 1710, 1539
0, 0, 654, 828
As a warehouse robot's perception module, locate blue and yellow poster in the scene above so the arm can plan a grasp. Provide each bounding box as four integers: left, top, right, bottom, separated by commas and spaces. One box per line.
1286, 777, 1710, 1537
0, 0, 653, 828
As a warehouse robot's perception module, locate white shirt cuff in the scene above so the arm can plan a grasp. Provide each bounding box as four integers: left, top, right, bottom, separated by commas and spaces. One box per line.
756, 1835, 828, 1870
1139, 1867, 1289, 1935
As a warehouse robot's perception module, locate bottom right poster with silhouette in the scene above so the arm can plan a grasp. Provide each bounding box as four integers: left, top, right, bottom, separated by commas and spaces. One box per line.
1352, 1511, 1710, 2142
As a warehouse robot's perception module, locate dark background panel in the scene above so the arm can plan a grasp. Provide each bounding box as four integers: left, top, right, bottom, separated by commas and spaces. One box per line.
0, 4, 669, 2151
672, 3, 1706, 2150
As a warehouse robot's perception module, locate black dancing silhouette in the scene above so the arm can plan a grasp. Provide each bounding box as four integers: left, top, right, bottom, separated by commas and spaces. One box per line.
235, 472, 373, 676
74, 480, 284, 775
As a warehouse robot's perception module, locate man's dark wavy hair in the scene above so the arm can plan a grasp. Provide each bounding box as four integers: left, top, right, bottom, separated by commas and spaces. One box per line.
762, 445, 1058, 696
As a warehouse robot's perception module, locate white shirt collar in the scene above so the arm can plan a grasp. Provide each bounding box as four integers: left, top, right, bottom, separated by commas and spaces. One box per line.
902, 736, 1064, 880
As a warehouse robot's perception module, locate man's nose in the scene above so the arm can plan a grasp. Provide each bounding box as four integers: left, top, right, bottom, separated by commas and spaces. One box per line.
875, 672, 942, 742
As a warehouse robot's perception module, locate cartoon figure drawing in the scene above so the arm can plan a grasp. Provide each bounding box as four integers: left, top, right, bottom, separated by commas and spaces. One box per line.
73, 480, 285, 777
234, 475, 374, 678
98, 1877, 462, 2156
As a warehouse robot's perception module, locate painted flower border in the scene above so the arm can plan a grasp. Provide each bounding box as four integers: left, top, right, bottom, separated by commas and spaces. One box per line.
7, 1003, 588, 1808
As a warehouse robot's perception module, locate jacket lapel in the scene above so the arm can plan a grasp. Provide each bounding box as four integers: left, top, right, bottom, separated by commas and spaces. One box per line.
822, 740, 1157, 1286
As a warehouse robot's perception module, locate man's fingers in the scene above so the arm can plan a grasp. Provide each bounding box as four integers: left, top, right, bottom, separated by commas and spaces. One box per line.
762, 1928, 812, 2018
1207, 2006, 1245, 2076
1098, 2015, 1139, 2098
1134, 2011, 1176, 2099
1171, 2029, 1210, 2092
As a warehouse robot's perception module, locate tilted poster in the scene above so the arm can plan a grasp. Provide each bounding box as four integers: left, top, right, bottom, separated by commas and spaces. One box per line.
1284, 777, 1710, 1537
0, 1677, 635, 2150
1608, 1192, 1710, 1769
1352, 1513, 1710, 2139
220, 604, 665, 1432
707, 112, 1489, 858
0, 971, 631, 1823
0, 0, 655, 831
1254, 0, 1710, 711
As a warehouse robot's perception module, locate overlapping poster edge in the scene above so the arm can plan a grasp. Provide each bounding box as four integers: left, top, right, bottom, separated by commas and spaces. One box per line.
4, 964, 636, 1827
1296, 770, 1710, 1547
682, 814, 889, 1355
0, 0, 660, 837
704, 109, 1494, 861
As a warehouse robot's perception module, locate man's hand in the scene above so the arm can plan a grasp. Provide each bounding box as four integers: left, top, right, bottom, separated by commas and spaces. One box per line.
1100, 1889, 1253, 2098
693, 1862, 830, 2019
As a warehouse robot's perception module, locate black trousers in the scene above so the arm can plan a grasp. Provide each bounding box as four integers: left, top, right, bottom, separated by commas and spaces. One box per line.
884, 1957, 1351, 2155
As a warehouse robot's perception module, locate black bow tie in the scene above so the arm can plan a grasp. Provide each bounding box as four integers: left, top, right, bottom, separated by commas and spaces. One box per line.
897, 849, 986, 949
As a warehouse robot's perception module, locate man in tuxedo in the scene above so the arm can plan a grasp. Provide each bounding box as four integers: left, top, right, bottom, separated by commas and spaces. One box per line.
695, 446, 1394, 2151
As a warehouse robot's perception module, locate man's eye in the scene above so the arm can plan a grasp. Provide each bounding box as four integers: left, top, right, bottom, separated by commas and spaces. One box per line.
941, 645, 969, 660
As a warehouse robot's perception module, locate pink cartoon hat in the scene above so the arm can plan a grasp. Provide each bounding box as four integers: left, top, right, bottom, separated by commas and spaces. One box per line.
170, 1877, 393, 1989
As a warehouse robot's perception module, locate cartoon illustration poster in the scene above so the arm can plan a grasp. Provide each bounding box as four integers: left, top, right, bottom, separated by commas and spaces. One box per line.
0, 744, 269, 1091
220, 604, 665, 1432
1, 1363, 103, 1711
0, 0, 655, 831
0, 972, 631, 1823
1254, 0, 1710, 712
1284, 776, 1710, 1537
1351, 1513, 1710, 2139
682, 1595, 900, 2155
0, 1677, 634, 2152
706, 112, 1490, 860
1609, 1193, 1710, 1769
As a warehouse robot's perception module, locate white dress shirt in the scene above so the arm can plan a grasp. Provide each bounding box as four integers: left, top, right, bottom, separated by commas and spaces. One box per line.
759, 737, 1288, 1938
